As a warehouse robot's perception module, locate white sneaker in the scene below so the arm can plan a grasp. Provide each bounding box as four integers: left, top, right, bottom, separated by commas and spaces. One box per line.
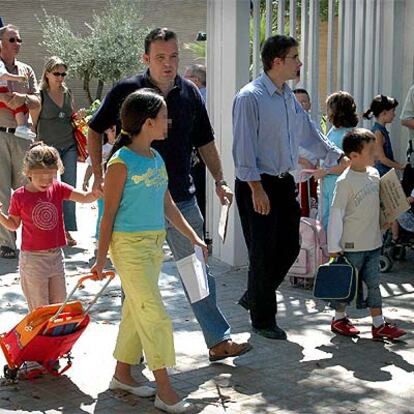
14, 126, 36, 140
108, 376, 156, 397
154, 395, 192, 413
18, 361, 46, 379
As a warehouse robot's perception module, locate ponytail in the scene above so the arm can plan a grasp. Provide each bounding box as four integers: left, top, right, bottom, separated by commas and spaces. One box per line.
364, 94, 399, 120
363, 109, 373, 120
106, 130, 132, 167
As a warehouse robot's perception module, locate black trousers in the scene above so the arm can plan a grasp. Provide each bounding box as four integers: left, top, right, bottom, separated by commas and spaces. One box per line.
235, 174, 301, 329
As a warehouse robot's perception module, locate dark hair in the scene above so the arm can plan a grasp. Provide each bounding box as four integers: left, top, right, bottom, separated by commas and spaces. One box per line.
108, 89, 165, 160
326, 91, 359, 128
293, 88, 309, 97
342, 128, 376, 156
144, 27, 177, 54
363, 94, 398, 120
261, 35, 298, 72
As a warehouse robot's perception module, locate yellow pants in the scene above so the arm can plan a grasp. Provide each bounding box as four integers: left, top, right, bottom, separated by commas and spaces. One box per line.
110, 230, 175, 371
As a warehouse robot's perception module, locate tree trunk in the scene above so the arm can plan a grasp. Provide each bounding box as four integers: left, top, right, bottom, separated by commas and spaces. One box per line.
95, 79, 104, 101
83, 75, 93, 105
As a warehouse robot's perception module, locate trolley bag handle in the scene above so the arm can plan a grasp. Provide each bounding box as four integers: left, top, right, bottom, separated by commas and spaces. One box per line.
297, 169, 318, 213
50, 271, 115, 323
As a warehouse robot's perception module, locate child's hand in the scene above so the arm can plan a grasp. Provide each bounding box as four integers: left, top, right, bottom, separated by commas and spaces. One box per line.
407, 196, 414, 204
193, 236, 208, 262
17, 75, 27, 83
91, 189, 101, 200
312, 168, 328, 180
381, 222, 392, 231
90, 261, 105, 280
299, 158, 316, 170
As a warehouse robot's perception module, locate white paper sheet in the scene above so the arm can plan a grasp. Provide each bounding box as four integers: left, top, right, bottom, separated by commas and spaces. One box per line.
176, 245, 209, 304
218, 202, 230, 243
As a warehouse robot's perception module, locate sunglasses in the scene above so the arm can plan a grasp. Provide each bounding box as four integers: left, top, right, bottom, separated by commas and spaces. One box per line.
52, 72, 67, 77
8, 37, 23, 44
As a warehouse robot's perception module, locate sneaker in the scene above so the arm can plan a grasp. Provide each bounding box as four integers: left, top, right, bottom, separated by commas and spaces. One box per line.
14, 126, 36, 140
18, 361, 46, 380
372, 322, 406, 340
331, 317, 360, 336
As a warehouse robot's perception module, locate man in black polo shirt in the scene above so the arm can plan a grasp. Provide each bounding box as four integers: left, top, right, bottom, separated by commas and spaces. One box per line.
88, 28, 251, 389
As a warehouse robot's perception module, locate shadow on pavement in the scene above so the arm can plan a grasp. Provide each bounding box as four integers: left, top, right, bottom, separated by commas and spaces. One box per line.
0, 374, 94, 413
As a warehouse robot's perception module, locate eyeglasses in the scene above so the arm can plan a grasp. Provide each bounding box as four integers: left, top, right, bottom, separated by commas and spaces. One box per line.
8, 37, 23, 44
284, 55, 300, 61
52, 72, 67, 77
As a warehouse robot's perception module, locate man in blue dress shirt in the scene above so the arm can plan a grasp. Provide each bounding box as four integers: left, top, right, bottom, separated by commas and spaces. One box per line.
232, 35, 344, 340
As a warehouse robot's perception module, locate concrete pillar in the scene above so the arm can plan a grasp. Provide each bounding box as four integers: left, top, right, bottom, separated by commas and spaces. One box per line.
206, 0, 250, 266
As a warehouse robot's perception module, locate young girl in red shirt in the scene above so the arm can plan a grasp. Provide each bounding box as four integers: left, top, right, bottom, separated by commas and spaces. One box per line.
0, 142, 99, 310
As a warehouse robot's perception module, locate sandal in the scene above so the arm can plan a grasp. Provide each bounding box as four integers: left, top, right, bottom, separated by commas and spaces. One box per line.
209, 340, 252, 362
65, 231, 77, 247
0, 245, 16, 259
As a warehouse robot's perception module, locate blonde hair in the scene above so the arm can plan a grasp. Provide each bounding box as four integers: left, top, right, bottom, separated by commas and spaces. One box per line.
23, 142, 64, 175
39, 56, 68, 91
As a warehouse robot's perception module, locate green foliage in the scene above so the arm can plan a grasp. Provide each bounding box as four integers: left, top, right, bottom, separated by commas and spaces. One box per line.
184, 41, 206, 59
84, 99, 102, 122
37, 0, 148, 103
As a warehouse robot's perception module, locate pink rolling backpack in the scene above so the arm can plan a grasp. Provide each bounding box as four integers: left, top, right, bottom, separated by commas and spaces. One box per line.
288, 171, 329, 288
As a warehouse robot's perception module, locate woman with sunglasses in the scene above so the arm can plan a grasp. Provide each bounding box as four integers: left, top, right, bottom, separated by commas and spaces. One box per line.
34, 56, 79, 246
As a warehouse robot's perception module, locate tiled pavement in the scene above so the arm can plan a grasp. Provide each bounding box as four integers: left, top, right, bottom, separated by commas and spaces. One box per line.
0, 197, 413, 413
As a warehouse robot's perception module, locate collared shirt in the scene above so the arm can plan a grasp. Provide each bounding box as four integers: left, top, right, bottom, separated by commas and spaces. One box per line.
232, 72, 342, 182
89, 70, 214, 202
0, 58, 38, 128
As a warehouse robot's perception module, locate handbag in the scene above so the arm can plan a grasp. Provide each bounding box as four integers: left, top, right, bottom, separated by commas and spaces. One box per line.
313, 255, 358, 302
71, 114, 88, 162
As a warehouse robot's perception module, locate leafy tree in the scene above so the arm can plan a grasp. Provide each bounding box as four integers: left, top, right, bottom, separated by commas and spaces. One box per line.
37, 0, 148, 104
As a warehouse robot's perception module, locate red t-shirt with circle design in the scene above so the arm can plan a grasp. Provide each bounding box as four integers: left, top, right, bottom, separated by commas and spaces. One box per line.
9, 180, 73, 251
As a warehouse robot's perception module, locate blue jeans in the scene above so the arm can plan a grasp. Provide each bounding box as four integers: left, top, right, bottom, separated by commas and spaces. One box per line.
58, 144, 77, 231
165, 197, 231, 348
331, 248, 382, 310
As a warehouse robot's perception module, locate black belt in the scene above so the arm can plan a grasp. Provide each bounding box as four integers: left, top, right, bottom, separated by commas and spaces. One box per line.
0, 127, 16, 134
262, 172, 291, 180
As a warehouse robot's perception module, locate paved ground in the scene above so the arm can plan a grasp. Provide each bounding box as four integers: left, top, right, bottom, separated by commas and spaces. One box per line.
0, 179, 413, 413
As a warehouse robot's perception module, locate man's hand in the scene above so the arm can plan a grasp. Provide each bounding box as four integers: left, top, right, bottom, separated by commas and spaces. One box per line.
215, 183, 233, 205
92, 175, 104, 197
252, 186, 270, 215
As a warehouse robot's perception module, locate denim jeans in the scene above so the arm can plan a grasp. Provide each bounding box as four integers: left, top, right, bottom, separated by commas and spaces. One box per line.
58, 144, 77, 231
165, 196, 231, 348
331, 248, 382, 310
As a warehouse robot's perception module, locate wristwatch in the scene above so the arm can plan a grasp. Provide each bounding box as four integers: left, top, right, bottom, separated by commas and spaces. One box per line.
215, 179, 228, 187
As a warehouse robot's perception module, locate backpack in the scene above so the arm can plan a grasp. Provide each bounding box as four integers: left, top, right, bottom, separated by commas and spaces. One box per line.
288, 216, 330, 289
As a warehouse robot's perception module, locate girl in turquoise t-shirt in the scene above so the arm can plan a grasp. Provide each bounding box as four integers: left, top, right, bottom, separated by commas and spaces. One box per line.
91, 89, 207, 413
313, 91, 357, 230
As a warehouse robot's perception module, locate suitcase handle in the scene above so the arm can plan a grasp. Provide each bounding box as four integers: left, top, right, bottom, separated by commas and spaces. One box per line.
297, 169, 324, 218
49, 271, 115, 324
77, 271, 116, 287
